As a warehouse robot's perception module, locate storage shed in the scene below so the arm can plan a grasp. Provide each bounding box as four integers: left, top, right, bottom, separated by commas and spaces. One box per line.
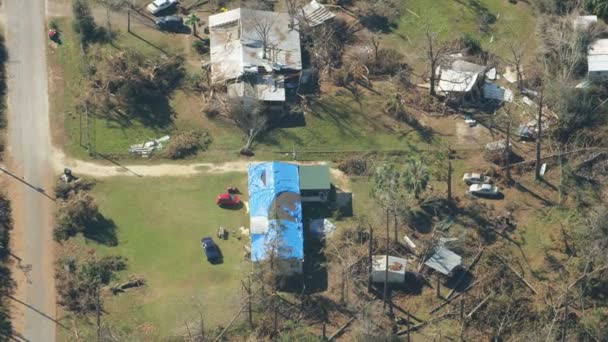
372, 255, 408, 284
298, 164, 331, 202
588, 39, 608, 81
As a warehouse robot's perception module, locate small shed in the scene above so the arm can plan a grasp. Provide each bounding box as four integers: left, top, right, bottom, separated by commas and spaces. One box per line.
574, 15, 597, 30
588, 39, 608, 81
372, 255, 408, 284
424, 246, 462, 276
298, 164, 331, 202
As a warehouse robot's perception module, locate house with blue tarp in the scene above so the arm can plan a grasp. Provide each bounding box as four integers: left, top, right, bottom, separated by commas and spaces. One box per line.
248, 162, 304, 274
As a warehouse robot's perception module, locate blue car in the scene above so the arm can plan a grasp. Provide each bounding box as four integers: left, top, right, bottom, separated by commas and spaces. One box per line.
201, 237, 220, 263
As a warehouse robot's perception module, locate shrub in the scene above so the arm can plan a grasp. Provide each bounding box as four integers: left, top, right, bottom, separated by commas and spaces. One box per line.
192, 39, 209, 55
338, 157, 370, 176
369, 48, 405, 76
358, 0, 400, 32
72, 0, 99, 43
162, 130, 212, 159
462, 33, 483, 55
54, 179, 95, 200
53, 193, 99, 241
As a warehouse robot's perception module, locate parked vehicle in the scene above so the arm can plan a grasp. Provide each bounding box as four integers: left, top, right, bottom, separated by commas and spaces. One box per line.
155, 15, 183, 30
468, 183, 501, 198
462, 173, 492, 185
201, 237, 220, 263
216, 193, 240, 206
146, 0, 178, 15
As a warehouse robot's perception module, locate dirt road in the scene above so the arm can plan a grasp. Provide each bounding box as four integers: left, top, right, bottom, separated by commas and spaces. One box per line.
5, 1, 56, 341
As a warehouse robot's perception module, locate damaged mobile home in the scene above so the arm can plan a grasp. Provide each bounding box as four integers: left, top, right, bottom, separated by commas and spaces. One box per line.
208, 8, 302, 103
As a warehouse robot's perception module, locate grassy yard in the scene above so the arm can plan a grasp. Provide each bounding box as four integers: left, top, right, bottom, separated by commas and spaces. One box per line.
389, 0, 537, 68
48, 5, 445, 162
58, 173, 251, 340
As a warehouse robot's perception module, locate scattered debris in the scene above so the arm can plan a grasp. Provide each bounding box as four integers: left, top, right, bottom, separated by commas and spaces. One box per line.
111, 276, 146, 294
464, 115, 477, 127
424, 245, 462, 276
309, 218, 336, 237
503, 66, 518, 83
403, 236, 417, 249
540, 163, 547, 177
298, 0, 335, 27
129, 136, 170, 157
521, 96, 536, 107
575, 79, 591, 89
484, 67, 497, 81
485, 141, 511, 152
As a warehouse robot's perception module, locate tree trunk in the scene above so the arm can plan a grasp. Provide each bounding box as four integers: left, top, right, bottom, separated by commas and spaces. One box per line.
192, 23, 197, 36
95, 285, 101, 342
535, 91, 543, 180
430, 60, 437, 97
368, 223, 373, 293
393, 212, 398, 243
505, 120, 511, 183
383, 208, 389, 310
447, 160, 452, 202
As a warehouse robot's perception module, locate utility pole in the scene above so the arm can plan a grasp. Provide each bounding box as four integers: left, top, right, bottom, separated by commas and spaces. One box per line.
367, 223, 373, 293
447, 159, 452, 202
127, 8, 131, 33
505, 119, 511, 183
383, 208, 389, 310
535, 90, 544, 180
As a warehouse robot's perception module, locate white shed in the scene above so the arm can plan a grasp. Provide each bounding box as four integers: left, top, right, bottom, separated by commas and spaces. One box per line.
372, 255, 408, 284
588, 39, 608, 81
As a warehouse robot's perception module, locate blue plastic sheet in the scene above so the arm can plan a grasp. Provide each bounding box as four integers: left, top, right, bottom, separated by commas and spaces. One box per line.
248, 162, 304, 262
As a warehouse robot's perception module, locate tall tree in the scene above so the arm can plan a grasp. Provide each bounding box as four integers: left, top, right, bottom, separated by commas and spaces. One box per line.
422, 19, 449, 97
403, 158, 429, 201
535, 90, 544, 180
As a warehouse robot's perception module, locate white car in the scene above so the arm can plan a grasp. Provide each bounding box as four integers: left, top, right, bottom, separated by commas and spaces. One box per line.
146, 0, 178, 15
468, 183, 501, 198
462, 173, 492, 185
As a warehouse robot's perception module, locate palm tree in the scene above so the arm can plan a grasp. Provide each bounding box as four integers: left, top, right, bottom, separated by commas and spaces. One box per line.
403, 158, 429, 201
185, 13, 200, 36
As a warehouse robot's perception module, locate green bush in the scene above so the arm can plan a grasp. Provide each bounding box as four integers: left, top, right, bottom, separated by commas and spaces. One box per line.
462, 33, 483, 55
192, 39, 209, 55
72, 0, 105, 44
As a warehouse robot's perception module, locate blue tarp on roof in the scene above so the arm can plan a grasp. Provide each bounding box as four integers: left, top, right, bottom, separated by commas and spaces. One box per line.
248, 162, 304, 262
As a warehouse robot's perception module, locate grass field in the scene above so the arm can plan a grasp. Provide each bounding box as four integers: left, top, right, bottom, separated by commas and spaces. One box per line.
391, 0, 537, 66
48, 5, 446, 162
58, 173, 251, 340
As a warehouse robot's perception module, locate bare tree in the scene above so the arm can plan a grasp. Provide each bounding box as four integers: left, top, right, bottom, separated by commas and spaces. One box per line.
227, 98, 268, 154
507, 40, 526, 94
535, 90, 544, 180
250, 13, 277, 60
422, 20, 450, 97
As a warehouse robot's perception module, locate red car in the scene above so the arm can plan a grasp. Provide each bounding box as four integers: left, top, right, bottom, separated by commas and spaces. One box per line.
216, 193, 240, 206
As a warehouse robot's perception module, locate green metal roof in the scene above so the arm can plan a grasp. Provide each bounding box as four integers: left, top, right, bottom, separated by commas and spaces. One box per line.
299, 165, 330, 190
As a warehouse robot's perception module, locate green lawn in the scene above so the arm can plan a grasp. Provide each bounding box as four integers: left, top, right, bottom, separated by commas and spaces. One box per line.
390, 0, 537, 66
59, 173, 251, 340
